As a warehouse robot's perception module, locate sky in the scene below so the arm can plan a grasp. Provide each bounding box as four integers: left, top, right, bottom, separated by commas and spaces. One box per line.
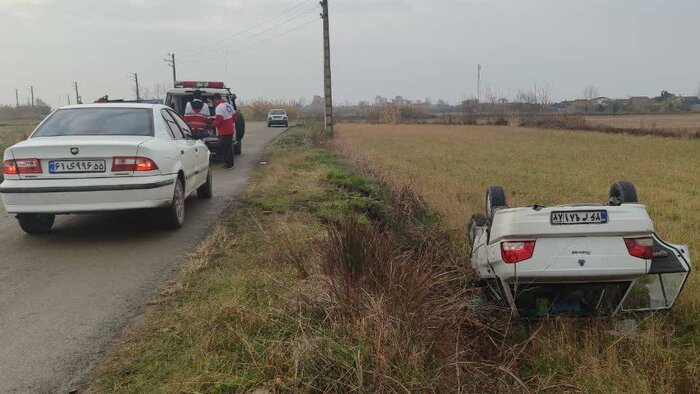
0, 0, 698, 108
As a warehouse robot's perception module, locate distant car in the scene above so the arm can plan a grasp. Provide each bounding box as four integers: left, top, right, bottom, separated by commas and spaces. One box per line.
267, 109, 288, 127
0, 104, 213, 234
165, 81, 246, 156
468, 181, 691, 318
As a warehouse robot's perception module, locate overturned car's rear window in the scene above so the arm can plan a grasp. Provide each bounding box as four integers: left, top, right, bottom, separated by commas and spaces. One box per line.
32, 108, 154, 137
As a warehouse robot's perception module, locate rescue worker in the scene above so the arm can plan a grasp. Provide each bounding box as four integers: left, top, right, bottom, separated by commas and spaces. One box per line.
184, 90, 210, 138
211, 93, 237, 169
184, 90, 210, 116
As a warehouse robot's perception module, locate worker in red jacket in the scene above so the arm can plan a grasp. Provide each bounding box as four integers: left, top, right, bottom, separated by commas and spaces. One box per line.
211, 93, 237, 169
183, 90, 210, 138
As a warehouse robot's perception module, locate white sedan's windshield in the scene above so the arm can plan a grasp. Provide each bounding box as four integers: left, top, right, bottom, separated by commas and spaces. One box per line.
270, 110, 286, 116
33, 108, 154, 137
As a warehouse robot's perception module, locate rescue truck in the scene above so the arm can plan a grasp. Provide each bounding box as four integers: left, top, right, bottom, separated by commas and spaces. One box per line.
165, 81, 245, 156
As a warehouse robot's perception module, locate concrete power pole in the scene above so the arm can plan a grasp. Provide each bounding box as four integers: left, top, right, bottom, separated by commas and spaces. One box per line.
165, 54, 177, 87
15, 88, 19, 108
321, 0, 333, 133
130, 72, 140, 101
73, 82, 82, 104
29, 85, 34, 107
67, 94, 71, 105
477, 64, 481, 103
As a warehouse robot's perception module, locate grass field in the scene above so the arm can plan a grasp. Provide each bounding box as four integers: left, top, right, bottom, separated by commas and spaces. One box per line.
0, 120, 36, 152
335, 123, 700, 392
583, 113, 700, 133
91, 126, 525, 392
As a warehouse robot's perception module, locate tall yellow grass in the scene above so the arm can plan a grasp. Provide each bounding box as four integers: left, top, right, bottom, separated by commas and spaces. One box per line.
335, 123, 700, 392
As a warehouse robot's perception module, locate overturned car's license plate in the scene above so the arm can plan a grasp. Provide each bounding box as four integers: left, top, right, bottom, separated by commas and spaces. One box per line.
551, 210, 608, 225
49, 160, 106, 173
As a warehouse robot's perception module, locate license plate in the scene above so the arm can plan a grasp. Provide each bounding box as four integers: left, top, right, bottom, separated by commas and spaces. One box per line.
551, 210, 608, 225
49, 160, 106, 173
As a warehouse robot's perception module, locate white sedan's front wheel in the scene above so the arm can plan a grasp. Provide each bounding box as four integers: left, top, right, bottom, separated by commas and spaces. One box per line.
162, 178, 185, 229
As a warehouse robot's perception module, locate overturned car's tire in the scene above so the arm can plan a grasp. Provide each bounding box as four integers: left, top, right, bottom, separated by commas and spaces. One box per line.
468, 213, 489, 252
485, 185, 507, 221
17, 213, 55, 234
609, 180, 638, 204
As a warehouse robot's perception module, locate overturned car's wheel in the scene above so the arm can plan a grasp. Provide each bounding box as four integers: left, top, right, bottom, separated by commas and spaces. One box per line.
485, 185, 507, 221
17, 213, 55, 234
609, 180, 638, 205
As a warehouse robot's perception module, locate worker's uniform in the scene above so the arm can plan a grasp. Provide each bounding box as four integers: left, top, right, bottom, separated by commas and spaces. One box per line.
183, 99, 210, 138
212, 101, 237, 168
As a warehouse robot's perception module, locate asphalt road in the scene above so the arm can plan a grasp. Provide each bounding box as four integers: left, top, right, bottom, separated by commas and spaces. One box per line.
0, 122, 287, 393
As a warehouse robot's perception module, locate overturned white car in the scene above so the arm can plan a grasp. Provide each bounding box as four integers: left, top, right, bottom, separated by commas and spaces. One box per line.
468, 181, 691, 318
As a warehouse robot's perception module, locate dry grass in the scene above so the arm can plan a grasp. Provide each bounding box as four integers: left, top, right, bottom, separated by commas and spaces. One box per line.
335, 123, 700, 392
91, 125, 531, 393
585, 113, 700, 133
0, 121, 34, 152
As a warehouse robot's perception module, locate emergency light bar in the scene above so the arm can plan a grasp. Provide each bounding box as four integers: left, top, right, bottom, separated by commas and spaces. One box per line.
175, 81, 226, 89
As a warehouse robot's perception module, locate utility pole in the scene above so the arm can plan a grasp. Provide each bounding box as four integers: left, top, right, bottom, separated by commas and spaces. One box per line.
321, 0, 333, 133
477, 64, 481, 103
73, 82, 82, 104
15, 88, 19, 108
29, 85, 34, 107
130, 72, 140, 100
164, 53, 177, 87
67, 94, 71, 105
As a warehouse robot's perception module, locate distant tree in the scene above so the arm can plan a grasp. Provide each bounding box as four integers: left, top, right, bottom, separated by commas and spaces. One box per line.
658, 90, 674, 100
33, 98, 52, 114
583, 85, 599, 100
696, 83, 700, 98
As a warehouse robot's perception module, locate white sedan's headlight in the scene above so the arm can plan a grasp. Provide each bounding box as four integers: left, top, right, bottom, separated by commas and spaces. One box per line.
283, 116, 288, 120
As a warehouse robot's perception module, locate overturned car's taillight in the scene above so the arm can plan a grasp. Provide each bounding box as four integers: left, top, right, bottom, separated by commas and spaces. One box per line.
624, 237, 653, 259
3, 159, 42, 174
501, 241, 536, 264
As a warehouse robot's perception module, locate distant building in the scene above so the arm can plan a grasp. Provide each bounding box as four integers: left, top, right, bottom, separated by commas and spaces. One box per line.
591, 96, 612, 106
680, 96, 700, 106
311, 95, 324, 107
374, 95, 388, 106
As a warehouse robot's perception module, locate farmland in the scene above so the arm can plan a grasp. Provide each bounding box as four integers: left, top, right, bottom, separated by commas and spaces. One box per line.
335, 123, 700, 391
0, 120, 35, 152
583, 113, 700, 134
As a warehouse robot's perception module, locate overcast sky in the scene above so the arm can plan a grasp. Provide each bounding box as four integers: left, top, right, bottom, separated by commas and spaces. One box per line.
0, 0, 698, 107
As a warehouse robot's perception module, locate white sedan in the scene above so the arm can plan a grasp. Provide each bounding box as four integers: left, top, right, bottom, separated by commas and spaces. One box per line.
468, 181, 691, 318
0, 103, 212, 234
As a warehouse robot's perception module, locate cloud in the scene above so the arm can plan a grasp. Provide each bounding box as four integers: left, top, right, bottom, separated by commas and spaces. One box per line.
0, 0, 53, 19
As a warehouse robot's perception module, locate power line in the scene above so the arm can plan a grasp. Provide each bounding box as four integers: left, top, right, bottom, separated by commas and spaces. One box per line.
192, 15, 321, 64
178, 0, 315, 56
180, 3, 320, 59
